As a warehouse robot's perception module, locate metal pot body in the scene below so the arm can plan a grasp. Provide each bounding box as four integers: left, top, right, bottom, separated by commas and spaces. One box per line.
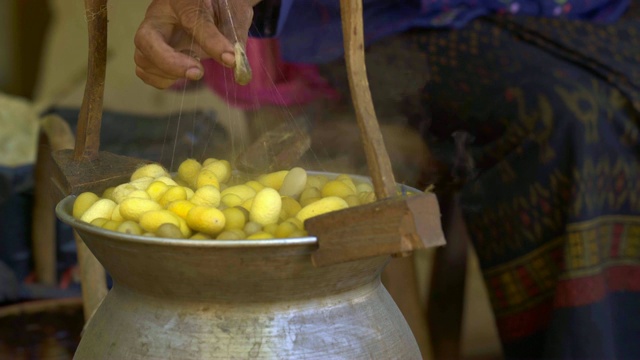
57, 196, 421, 359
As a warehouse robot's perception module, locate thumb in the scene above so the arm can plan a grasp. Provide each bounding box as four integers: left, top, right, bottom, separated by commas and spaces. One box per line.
215, 0, 254, 46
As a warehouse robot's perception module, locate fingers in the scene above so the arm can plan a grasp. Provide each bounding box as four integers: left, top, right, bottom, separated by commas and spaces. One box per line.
134, 0, 256, 88
134, 22, 204, 89
174, 0, 255, 67
173, 1, 236, 67
135, 66, 176, 89
217, 0, 254, 46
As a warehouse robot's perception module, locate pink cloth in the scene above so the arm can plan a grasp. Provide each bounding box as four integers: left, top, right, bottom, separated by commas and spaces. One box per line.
202, 38, 339, 110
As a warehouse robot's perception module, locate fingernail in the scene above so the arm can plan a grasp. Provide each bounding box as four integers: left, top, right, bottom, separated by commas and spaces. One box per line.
186, 68, 203, 80
221, 52, 235, 68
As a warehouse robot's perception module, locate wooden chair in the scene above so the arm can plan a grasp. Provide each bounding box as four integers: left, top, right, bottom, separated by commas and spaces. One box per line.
31, 114, 108, 321
421, 154, 475, 359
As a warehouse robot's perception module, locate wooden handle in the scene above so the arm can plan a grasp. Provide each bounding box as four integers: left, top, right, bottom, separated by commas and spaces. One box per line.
74, 232, 108, 322
339, 0, 396, 199
74, 0, 108, 161
72, 0, 110, 325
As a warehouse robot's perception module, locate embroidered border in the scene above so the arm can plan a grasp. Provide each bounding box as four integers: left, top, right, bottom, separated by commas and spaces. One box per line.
483, 216, 640, 320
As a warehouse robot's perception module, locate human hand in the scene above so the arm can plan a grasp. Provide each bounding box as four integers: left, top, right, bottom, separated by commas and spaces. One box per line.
134, 0, 257, 89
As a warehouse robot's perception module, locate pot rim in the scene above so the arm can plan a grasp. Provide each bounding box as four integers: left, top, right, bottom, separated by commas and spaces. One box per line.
55, 195, 318, 248
55, 172, 420, 249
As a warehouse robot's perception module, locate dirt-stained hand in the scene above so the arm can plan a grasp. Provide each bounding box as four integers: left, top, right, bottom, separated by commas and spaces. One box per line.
134, 0, 256, 89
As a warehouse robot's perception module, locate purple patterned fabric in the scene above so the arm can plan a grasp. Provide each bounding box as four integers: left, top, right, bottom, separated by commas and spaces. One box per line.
256, 0, 630, 63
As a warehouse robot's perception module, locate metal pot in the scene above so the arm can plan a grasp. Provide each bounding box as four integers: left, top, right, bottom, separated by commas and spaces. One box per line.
56, 185, 422, 359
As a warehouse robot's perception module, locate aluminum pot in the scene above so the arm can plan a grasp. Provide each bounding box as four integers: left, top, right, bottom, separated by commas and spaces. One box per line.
56, 183, 422, 359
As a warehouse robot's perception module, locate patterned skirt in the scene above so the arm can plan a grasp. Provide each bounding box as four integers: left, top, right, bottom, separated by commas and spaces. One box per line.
318, 10, 640, 360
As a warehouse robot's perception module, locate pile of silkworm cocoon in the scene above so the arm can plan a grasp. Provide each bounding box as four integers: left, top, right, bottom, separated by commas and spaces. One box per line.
72, 158, 383, 240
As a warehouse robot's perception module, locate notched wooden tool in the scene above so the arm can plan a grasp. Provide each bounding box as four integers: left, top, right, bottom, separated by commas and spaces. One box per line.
309, 0, 446, 267
309, 193, 445, 267
47, 0, 141, 323
51, 150, 150, 200
50, 0, 150, 204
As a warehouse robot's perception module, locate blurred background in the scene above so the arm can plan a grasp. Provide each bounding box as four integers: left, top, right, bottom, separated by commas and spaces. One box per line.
0, 0, 49, 99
